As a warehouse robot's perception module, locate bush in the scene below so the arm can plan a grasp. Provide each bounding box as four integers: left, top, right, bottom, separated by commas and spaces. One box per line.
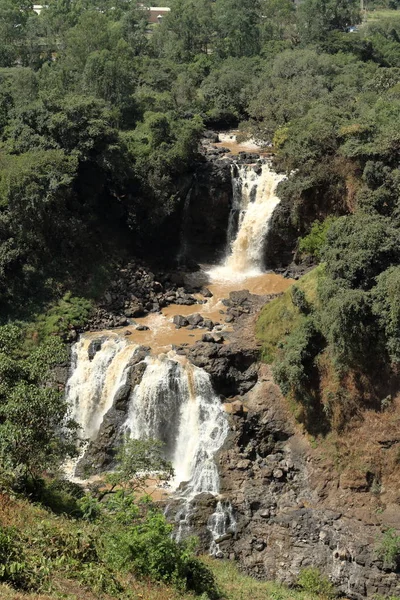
377, 528, 400, 570
272, 317, 323, 403
101, 509, 220, 598
31, 293, 94, 341
297, 567, 336, 597
291, 285, 310, 314
299, 217, 337, 261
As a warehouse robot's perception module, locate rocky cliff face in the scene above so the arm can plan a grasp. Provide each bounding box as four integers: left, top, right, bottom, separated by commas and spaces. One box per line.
180, 158, 232, 264
214, 367, 400, 598
168, 295, 400, 599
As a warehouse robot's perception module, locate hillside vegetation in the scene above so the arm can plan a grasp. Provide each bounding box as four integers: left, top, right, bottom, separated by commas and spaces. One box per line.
0, 493, 334, 600
0, 0, 400, 596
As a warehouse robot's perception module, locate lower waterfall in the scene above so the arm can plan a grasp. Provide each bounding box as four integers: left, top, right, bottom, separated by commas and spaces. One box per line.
209, 160, 286, 280
123, 352, 229, 495
65, 336, 230, 550
67, 336, 132, 443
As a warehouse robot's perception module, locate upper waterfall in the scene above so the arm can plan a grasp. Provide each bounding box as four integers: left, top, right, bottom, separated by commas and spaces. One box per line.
208, 161, 286, 281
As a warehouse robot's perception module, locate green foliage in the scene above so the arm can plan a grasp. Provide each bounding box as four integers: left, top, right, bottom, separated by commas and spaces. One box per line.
0, 324, 76, 480
372, 266, 400, 361
291, 286, 311, 314
257, 267, 322, 363
322, 214, 400, 290
101, 509, 219, 598
0, 526, 27, 589
272, 316, 324, 403
297, 0, 360, 44
104, 438, 174, 497
377, 528, 400, 569
299, 217, 337, 261
319, 286, 379, 367
31, 293, 94, 341
297, 567, 336, 597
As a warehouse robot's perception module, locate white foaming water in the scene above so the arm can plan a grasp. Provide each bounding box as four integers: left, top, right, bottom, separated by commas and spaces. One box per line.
65, 339, 228, 497
208, 161, 286, 282
66, 336, 231, 553
124, 352, 229, 496
66, 336, 134, 442
208, 501, 237, 557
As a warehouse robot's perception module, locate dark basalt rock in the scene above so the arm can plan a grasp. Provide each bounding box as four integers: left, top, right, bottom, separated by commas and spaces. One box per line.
173, 315, 189, 328
180, 159, 232, 263
187, 313, 203, 327
88, 337, 107, 361
208, 375, 400, 599
180, 341, 259, 397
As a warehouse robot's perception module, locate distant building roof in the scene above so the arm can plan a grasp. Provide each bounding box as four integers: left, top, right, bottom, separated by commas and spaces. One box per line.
142, 6, 171, 24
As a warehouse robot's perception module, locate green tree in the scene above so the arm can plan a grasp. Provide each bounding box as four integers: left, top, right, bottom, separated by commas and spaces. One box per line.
0, 325, 77, 481
322, 214, 400, 290
372, 266, 400, 362
297, 0, 360, 44
157, 0, 214, 61
104, 438, 174, 498
214, 0, 262, 57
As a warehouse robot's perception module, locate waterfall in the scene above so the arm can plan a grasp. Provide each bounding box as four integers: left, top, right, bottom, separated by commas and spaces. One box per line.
208, 501, 237, 557
66, 336, 133, 443
65, 339, 229, 514
208, 161, 286, 281
123, 352, 229, 496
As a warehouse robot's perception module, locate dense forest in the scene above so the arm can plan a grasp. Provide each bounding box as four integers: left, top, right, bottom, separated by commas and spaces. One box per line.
1, 0, 400, 597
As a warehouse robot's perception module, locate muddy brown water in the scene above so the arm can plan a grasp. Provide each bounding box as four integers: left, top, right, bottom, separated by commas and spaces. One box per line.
86, 272, 293, 355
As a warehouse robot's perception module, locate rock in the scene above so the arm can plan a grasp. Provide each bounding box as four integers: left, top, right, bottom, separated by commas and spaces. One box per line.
67, 329, 77, 342
201, 287, 213, 298
273, 468, 284, 480
124, 330, 132, 336
203, 131, 219, 143
173, 315, 189, 328
215, 533, 233, 543
202, 333, 215, 342
136, 325, 150, 331
187, 313, 203, 327
237, 459, 251, 470
231, 400, 244, 415
88, 337, 105, 361
125, 303, 145, 318
260, 510, 270, 519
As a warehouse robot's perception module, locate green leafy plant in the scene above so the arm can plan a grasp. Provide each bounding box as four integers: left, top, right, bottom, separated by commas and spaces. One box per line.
297, 567, 336, 598
298, 217, 337, 261
377, 528, 400, 569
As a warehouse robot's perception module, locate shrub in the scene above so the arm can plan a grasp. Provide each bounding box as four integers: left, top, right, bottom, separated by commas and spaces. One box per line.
31, 293, 94, 341
297, 567, 336, 597
299, 217, 337, 261
272, 316, 323, 402
377, 528, 400, 570
291, 285, 310, 314
101, 509, 220, 598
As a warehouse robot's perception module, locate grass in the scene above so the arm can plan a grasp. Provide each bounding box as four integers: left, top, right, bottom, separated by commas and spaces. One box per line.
205, 559, 326, 600
0, 493, 330, 600
364, 8, 400, 22
256, 266, 323, 363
